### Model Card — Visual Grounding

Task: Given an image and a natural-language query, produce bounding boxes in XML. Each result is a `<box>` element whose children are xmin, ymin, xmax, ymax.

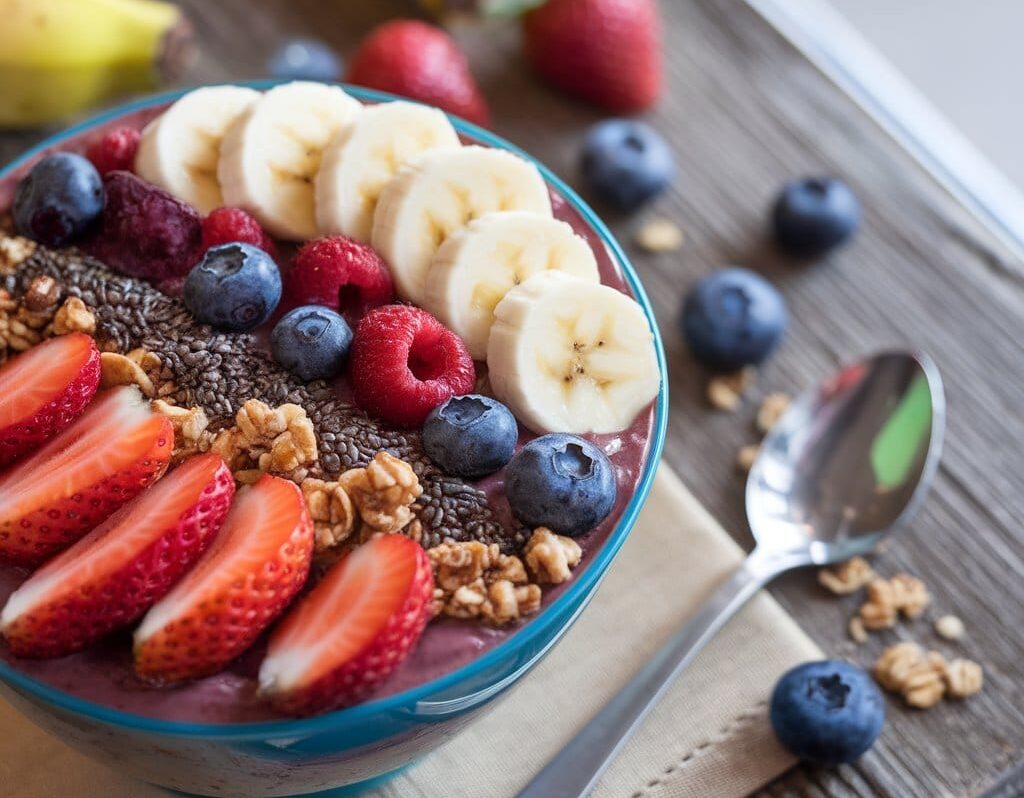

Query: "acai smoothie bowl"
<box><xmin>0</xmin><ymin>82</ymin><xmax>667</xmax><ymax>797</ymax></box>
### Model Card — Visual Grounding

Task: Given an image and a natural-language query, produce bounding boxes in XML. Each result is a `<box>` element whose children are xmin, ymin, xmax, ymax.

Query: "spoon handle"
<box><xmin>515</xmin><ymin>548</ymin><xmax>790</xmax><ymax>798</ymax></box>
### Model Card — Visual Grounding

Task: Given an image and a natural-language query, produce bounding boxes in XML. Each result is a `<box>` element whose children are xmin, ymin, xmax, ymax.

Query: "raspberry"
<box><xmin>83</xmin><ymin>171</ymin><xmax>202</xmax><ymax>282</ymax></box>
<box><xmin>85</xmin><ymin>127</ymin><xmax>141</xmax><ymax>176</ymax></box>
<box><xmin>279</xmin><ymin>236</ymin><xmax>394</xmax><ymax>323</ymax></box>
<box><xmin>201</xmin><ymin>207</ymin><xmax>277</xmax><ymax>259</ymax></box>
<box><xmin>350</xmin><ymin>305</ymin><xmax>475</xmax><ymax>427</ymax></box>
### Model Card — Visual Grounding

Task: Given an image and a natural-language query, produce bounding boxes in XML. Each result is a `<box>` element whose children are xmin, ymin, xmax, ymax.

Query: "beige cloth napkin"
<box><xmin>1</xmin><ymin>465</ymin><xmax>821</xmax><ymax>798</ymax></box>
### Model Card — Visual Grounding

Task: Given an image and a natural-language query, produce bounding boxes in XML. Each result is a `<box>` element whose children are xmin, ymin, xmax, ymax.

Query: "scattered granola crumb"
<box><xmin>634</xmin><ymin>217</ymin><xmax>684</xmax><ymax>253</ymax></box>
<box><xmin>848</xmin><ymin>616</ymin><xmax>868</xmax><ymax>644</ymax></box>
<box><xmin>935</xmin><ymin>614</ymin><xmax>965</xmax><ymax>641</ymax></box>
<box><xmin>944</xmin><ymin>658</ymin><xmax>983</xmax><ymax>699</ymax></box>
<box><xmin>736</xmin><ymin>444</ymin><xmax>759</xmax><ymax>473</ymax></box>
<box><xmin>52</xmin><ymin>296</ymin><xmax>96</xmax><ymax>336</ymax></box>
<box><xmin>523</xmin><ymin>527</ymin><xmax>582</xmax><ymax>585</ymax></box>
<box><xmin>819</xmin><ymin>556</ymin><xmax>876</xmax><ymax>595</ymax></box>
<box><xmin>707</xmin><ymin>368</ymin><xmax>754</xmax><ymax>411</ymax></box>
<box><xmin>874</xmin><ymin>642</ymin><xmax>946</xmax><ymax>708</ymax></box>
<box><xmin>859</xmin><ymin>573</ymin><xmax>930</xmax><ymax>629</ymax></box>
<box><xmin>756</xmin><ymin>392</ymin><xmax>791</xmax><ymax>433</ymax></box>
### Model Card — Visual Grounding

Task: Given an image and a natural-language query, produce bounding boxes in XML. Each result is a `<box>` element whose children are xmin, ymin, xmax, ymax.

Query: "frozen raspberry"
<box><xmin>350</xmin><ymin>304</ymin><xmax>475</xmax><ymax>427</ymax></box>
<box><xmin>83</xmin><ymin>171</ymin><xmax>202</xmax><ymax>282</ymax></box>
<box><xmin>279</xmin><ymin>236</ymin><xmax>394</xmax><ymax>324</ymax></box>
<box><xmin>201</xmin><ymin>207</ymin><xmax>277</xmax><ymax>259</ymax></box>
<box><xmin>85</xmin><ymin>127</ymin><xmax>141</xmax><ymax>176</ymax></box>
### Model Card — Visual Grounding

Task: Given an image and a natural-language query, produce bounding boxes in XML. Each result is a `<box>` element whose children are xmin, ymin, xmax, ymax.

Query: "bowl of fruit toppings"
<box><xmin>0</xmin><ymin>81</ymin><xmax>667</xmax><ymax>797</ymax></box>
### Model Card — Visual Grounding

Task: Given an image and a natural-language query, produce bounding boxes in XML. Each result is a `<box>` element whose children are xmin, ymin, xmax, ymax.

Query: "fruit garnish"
<box><xmin>134</xmin><ymin>474</ymin><xmax>314</xmax><ymax>683</ymax></box>
<box><xmin>134</xmin><ymin>86</ymin><xmax>260</xmax><ymax>215</ymax></box>
<box><xmin>201</xmin><ymin>207</ymin><xmax>277</xmax><ymax>259</ymax></box>
<box><xmin>0</xmin><ymin>386</ymin><xmax>173</xmax><ymax>564</ymax></box>
<box><xmin>0</xmin><ymin>453</ymin><xmax>233</xmax><ymax>658</ymax></box>
<box><xmin>183</xmin><ymin>242</ymin><xmax>282</xmax><ymax>332</ymax></box>
<box><xmin>12</xmin><ymin>153</ymin><xmax>104</xmax><ymax>247</ymax></box>
<box><xmin>316</xmin><ymin>101</ymin><xmax>459</xmax><ymax>244</ymax></box>
<box><xmin>422</xmin><ymin>210</ymin><xmax>599</xmax><ymax>360</ymax></box>
<box><xmin>278</xmin><ymin>236</ymin><xmax>395</xmax><ymax>323</ymax></box>
<box><xmin>268</xmin><ymin>38</ymin><xmax>343</xmax><ymax>83</ymax></box>
<box><xmin>681</xmin><ymin>267</ymin><xmax>787</xmax><ymax>371</ymax></box>
<box><xmin>259</xmin><ymin>533</ymin><xmax>433</xmax><ymax>715</ymax></box>
<box><xmin>523</xmin><ymin>0</ymin><xmax>662</xmax><ymax>112</ymax></box>
<box><xmin>85</xmin><ymin>126</ymin><xmax>141</xmax><ymax>177</ymax></box>
<box><xmin>772</xmin><ymin>177</ymin><xmax>861</xmax><ymax>258</ymax></box>
<box><xmin>372</xmin><ymin>146</ymin><xmax>552</xmax><ymax>305</ymax></box>
<box><xmin>422</xmin><ymin>394</ymin><xmax>518</xmax><ymax>478</ymax></box>
<box><xmin>271</xmin><ymin>306</ymin><xmax>353</xmax><ymax>382</ymax></box>
<box><xmin>504</xmin><ymin>433</ymin><xmax>616</xmax><ymax>537</ymax></box>
<box><xmin>770</xmin><ymin>660</ymin><xmax>885</xmax><ymax>765</ymax></box>
<box><xmin>83</xmin><ymin>170</ymin><xmax>202</xmax><ymax>282</ymax></box>
<box><xmin>581</xmin><ymin>119</ymin><xmax>675</xmax><ymax>211</ymax></box>
<box><xmin>486</xmin><ymin>271</ymin><xmax>660</xmax><ymax>434</ymax></box>
<box><xmin>350</xmin><ymin>304</ymin><xmax>476</xmax><ymax>428</ymax></box>
<box><xmin>0</xmin><ymin>333</ymin><xmax>101</xmax><ymax>468</ymax></box>
<box><xmin>219</xmin><ymin>82</ymin><xmax>362</xmax><ymax>241</ymax></box>
<box><xmin>346</xmin><ymin>20</ymin><xmax>490</xmax><ymax>127</ymax></box>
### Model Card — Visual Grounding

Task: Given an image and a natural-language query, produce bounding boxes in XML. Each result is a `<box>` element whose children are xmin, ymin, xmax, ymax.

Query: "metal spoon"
<box><xmin>516</xmin><ymin>350</ymin><xmax>944</xmax><ymax>798</ymax></box>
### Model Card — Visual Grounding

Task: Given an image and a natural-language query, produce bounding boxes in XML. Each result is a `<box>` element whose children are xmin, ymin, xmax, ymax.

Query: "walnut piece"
<box><xmin>634</xmin><ymin>218</ymin><xmax>684</xmax><ymax>253</ymax></box>
<box><xmin>873</xmin><ymin>642</ymin><xmax>946</xmax><ymax>708</ymax></box>
<box><xmin>859</xmin><ymin>573</ymin><xmax>930</xmax><ymax>629</ymax></box>
<box><xmin>301</xmin><ymin>477</ymin><xmax>358</xmax><ymax>551</ymax></box>
<box><xmin>151</xmin><ymin>400</ymin><xmax>211</xmax><ymax>463</ymax></box>
<box><xmin>211</xmin><ymin>400</ymin><xmax>318</xmax><ymax>481</ymax></box>
<box><xmin>934</xmin><ymin>614</ymin><xmax>965</xmax><ymax>641</ymax></box>
<box><xmin>818</xmin><ymin>556</ymin><xmax>876</xmax><ymax>595</ymax></box>
<box><xmin>340</xmin><ymin>452</ymin><xmax>422</xmax><ymax>533</ymax></box>
<box><xmin>52</xmin><ymin>296</ymin><xmax>96</xmax><ymax>336</ymax></box>
<box><xmin>523</xmin><ymin>527</ymin><xmax>581</xmax><ymax>585</ymax></box>
<box><xmin>100</xmin><ymin>352</ymin><xmax>156</xmax><ymax>398</ymax></box>
<box><xmin>707</xmin><ymin>369</ymin><xmax>754</xmax><ymax>411</ymax></box>
<box><xmin>756</xmin><ymin>392</ymin><xmax>791</xmax><ymax>433</ymax></box>
<box><xmin>944</xmin><ymin>658</ymin><xmax>983</xmax><ymax>699</ymax></box>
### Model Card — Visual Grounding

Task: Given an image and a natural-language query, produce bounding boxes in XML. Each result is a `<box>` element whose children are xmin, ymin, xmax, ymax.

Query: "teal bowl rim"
<box><xmin>0</xmin><ymin>81</ymin><xmax>669</xmax><ymax>739</ymax></box>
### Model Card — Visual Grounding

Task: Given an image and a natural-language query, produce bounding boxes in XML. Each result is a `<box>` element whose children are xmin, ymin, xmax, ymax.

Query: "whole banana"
<box><xmin>0</xmin><ymin>0</ymin><xmax>194</xmax><ymax>128</ymax></box>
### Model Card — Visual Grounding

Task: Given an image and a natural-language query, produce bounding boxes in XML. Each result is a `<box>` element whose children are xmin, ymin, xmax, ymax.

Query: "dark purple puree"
<box><xmin>0</xmin><ymin>106</ymin><xmax>656</xmax><ymax>723</ymax></box>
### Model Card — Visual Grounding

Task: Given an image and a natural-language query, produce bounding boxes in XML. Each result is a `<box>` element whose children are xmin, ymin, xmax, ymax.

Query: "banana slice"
<box><xmin>315</xmin><ymin>101</ymin><xmax>460</xmax><ymax>243</ymax></box>
<box><xmin>372</xmin><ymin>146</ymin><xmax>553</xmax><ymax>304</ymax></box>
<box><xmin>487</xmin><ymin>271</ymin><xmax>660</xmax><ymax>435</ymax></box>
<box><xmin>134</xmin><ymin>86</ymin><xmax>261</xmax><ymax>215</ymax></box>
<box><xmin>218</xmin><ymin>81</ymin><xmax>362</xmax><ymax>241</ymax></box>
<box><xmin>423</xmin><ymin>211</ymin><xmax>600</xmax><ymax>360</ymax></box>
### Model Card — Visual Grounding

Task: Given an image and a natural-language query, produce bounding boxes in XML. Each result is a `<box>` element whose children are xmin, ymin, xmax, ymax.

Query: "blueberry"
<box><xmin>772</xmin><ymin>177</ymin><xmax>861</xmax><ymax>258</ymax></box>
<box><xmin>681</xmin><ymin>267</ymin><xmax>786</xmax><ymax>370</ymax></box>
<box><xmin>580</xmin><ymin>120</ymin><xmax>674</xmax><ymax>211</ymax></box>
<box><xmin>770</xmin><ymin>660</ymin><xmax>885</xmax><ymax>766</ymax></box>
<box><xmin>272</xmin><ymin>305</ymin><xmax>353</xmax><ymax>381</ymax></box>
<box><xmin>13</xmin><ymin>153</ymin><xmax>104</xmax><ymax>247</ymax></box>
<box><xmin>423</xmin><ymin>395</ymin><xmax>518</xmax><ymax>478</ymax></box>
<box><xmin>268</xmin><ymin>38</ymin><xmax>343</xmax><ymax>82</ymax></box>
<box><xmin>505</xmin><ymin>434</ymin><xmax>616</xmax><ymax>537</ymax></box>
<box><xmin>184</xmin><ymin>243</ymin><xmax>281</xmax><ymax>332</ymax></box>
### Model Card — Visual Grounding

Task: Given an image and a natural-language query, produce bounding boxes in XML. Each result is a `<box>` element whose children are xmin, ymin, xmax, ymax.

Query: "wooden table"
<box><xmin>2</xmin><ymin>1</ymin><xmax>1021</xmax><ymax>796</ymax></box>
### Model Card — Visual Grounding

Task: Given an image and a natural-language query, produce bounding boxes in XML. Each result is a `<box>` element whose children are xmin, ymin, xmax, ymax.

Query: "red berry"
<box><xmin>350</xmin><ymin>304</ymin><xmax>475</xmax><ymax>427</ymax></box>
<box><xmin>280</xmin><ymin>236</ymin><xmax>395</xmax><ymax>323</ymax></box>
<box><xmin>85</xmin><ymin>126</ymin><xmax>141</xmax><ymax>176</ymax></box>
<box><xmin>201</xmin><ymin>207</ymin><xmax>277</xmax><ymax>259</ymax></box>
<box><xmin>523</xmin><ymin>0</ymin><xmax>662</xmax><ymax>112</ymax></box>
<box><xmin>347</xmin><ymin>20</ymin><xmax>490</xmax><ymax>127</ymax></box>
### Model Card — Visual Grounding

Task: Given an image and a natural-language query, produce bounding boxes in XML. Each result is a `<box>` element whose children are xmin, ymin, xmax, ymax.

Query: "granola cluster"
<box><xmin>0</xmin><ymin>276</ymin><xmax>94</xmax><ymax>357</ymax></box>
<box><xmin>151</xmin><ymin>400</ymin><xmax>211</xmax><ymax>463</ymax></box>
<box><xmin>210</xmin><ymin>399</ymin><xmax>319</xmax><ymax>484</ymax></box>
<box><xmin>100</xmin><ymin>348</ymin><xmax>165</xmax><ymax>399</ymax></box>
<box><xmin>874</xmin><ymin>642</ymin><xmax>983</xmax><ymax>708</ymax></box>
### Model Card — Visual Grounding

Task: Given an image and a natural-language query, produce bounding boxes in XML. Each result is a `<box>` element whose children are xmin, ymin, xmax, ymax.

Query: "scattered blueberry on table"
<box><xmin>580</xmin><ymin>119</ymin><xmax>674</xmax><ymax>211</ymax></box>
<box><xmin>267</xmin><ymin>38</ymin><xmax>343</xmax><ymax>82</ymax></box>
<box><xmin>13</xmin><ymin>153</ymin><xmax>103</xmax><ymax>247</ymax></box>
<box><xmin>271</xmin><ymin>305</ymin><xmax>353</xmax><ymax>382</ymax></box>
<box><xmin>423</xmin><ymin>394</ymin><xmax>518</xmax><ymax>479</ymax></box>
<box><xmin>772</xmin><ymin>177</ymin><xmax>861</xmax><ymax>258</ymax></box>
<box><xmin>505</xmin><ymin>433</ymin><xmax>616</xmax><ymax>537</ymax></box>
<box><xmin>184</xmin><ymin>242</ymin><xmax>282</xmax><ymax>332</ymax></box>
<box><xmin>770</xmin><ymin>660</ymin><xmax>885</xmax><ymax>766</ymax></box>
<box><xmin>681</xmin><ymin>267</ymin><xmax>787</xmax><ymax>370</ymax></box>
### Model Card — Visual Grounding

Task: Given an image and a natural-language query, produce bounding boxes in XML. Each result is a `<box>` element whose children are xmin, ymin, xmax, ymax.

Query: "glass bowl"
<box><xmin>0</xmin><ymin>83</ymin><xmax>668</xmax><ymax>798</ymax></box>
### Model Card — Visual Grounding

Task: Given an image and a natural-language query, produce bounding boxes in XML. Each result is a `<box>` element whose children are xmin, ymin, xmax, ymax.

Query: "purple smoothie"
<box><xmin>0</xmin><ymin>102</ymin><xmax>656</xmax><ymax>723</ymax></box>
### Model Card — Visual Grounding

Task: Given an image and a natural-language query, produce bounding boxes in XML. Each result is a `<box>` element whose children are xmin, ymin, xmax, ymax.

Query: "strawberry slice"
<box><xmin>258</xmin><ymin>534</ymin><xmax>433</xmax><ymax>716</ymax></box>
<box><xmin>0</xmin><ymin>332</ymin><xmax>101</xmax><ymax>467</ymax></box>
<box><xmin>0</xmin><ymin>386</ymin><xmax>173</xmax><ymax>564</ymax></box>
<box><xmin>1</xmin><ymin>454</ymin><xmax>234</xmax><ymax>658</ymax></box>
<box><xmin>134</xmin><ymin>474</ymin><xmax>314</xmax><ymax>683</ymax></box>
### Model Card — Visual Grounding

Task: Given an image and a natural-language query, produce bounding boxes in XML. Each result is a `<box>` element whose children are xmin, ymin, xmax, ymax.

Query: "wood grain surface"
<box><xmin>1</xmin><ymin>1</ymin><xmax>1021</xmax><ymax>796</ymax></box>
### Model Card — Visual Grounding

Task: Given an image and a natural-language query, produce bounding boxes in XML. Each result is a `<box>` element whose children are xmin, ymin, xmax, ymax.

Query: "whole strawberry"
<box><xmin>347</xmin><ymin>20</ymin><xmax>490</xmax><ymax>127</ymax></box>
<box><xmin>523</xmin><ymin>0</ymin><xmax>662</xmax><ymax>112</ymax></box>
